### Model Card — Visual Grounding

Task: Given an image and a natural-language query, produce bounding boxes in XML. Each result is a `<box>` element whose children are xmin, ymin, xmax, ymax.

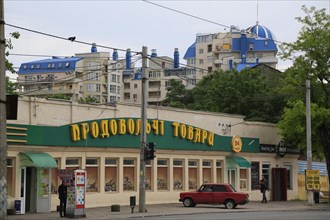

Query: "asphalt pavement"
<box><xmin>7</xmin><ymin>201</ymin><xmax>330</xmax><ymax>220</ymax></box>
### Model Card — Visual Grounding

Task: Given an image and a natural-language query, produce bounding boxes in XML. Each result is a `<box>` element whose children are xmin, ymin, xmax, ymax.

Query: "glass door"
<box><xmin>20</xmin><ymin>167</ymin><xmax>26</xmax><ymax>214</ymax></box>
<box><xmin>36</xmin><ymin>168</ymin><xmax>51</xmax><ymax>213</ymax></box>
<box><xmin>227</xmin><ymin>169</ymin><xmax>236</xmax><ymax>189</ymax></box>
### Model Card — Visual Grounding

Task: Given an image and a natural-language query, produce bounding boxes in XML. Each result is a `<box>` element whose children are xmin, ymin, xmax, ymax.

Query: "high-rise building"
<box><xmin>183</xmin><ymin>23</ymin><xmax>278</xmax><ymax>73</ymax></box>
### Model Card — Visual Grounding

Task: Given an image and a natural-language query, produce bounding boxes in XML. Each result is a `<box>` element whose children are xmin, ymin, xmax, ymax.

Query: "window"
<box><xmin>110</xmin><ymin>85</ymin><xmax>116</xmax><ymax>93</ymax></box>
<box><xmin>47</xmin><ymin>74</ymin><xmax>54</xmax><ymax>81</ymax></box>
<box><xmin>111</xmin><ymin>74</ymin><xmax>117</xmax><ymax>83</ymax></box>
<box><xmin>37</xmin><ymin>75</ymin><xmax>42</xmax><ymax>81</ymax></box>
<box><xmin>87</xmin><ymin>73</ymin><xmax>100</xmax><ymax>81</ymax></box>
<box><xmin>239</xmin><ymin>169</ymin><xmax>248</xmax><ymax>190</ymax></box>
<box><xmin>199</xmin><ymin>48</ymin><xmax>204</xmax><ymax>54</ymax></box>
<box><xmin>134</xmin><ymin>84</ymin><xmax>137</xmax><ymax>89</ymax></box>
<box><xmin>7</xmin><ymin>158</ymin><xmax>14</xmax><ymax>196</ymax></box>
<box><xmin>188</xmin><ymin>160</ymin><xmax>198</xmax><ymax>190</ymax></box>
<box><xmin>157</xmin><ymin>159</ymin><xmax>168</xmax><ymax>190</ymax></box>
<box><xmin>173</xmin><ymin>159</ymin><xmax>184</xmax><ymax>190</ymax></box>
<box><xmin>58</xmin><ymin>63</ymin><xmax>62</xmax><ymax>68</ymax></box>
<box><xmin>207</xmin><ymin>44</ymin><xmax>212</xmax><ymax>53</ymax></box>
<box><xmin>202</xmin><ymin>160</ymin><xmax>212</xmax><ymax>183</ymax></box>
<box><xmin>86</xmin><ymin>158</ymin><xmax>99</xmax><ymax>192</ymax></box>
<box><xmin>146</xmin><ymin>160</ymin><xmax>152</xmax><ymax>190</ymax></box>
<box><xmin>207</xmin><ymin>56</ymin><xmax>212</xmax><ymax>63</ymax></box>
<box><xmin>199</xmin><ymin>59</ymin><xmax>204</xmax><ymax>65</ymax></box>
<box><xmin>65</xmin><ymin>62</ymin><xmax>70</xmax><ymax>68</ymax></box>
<box><xmin>213</xmin><ymin>185</ymin><xmax>228</xmax><ymax>192</ymax></box>
<box><xmin>284</xmin><ymin>163</ymin><xmax>292</xmax><ymax>190</ymax></box>
<box><xmin>262</xmin><ymin>163</ymin><xmax>271</xmax><ymax>187</ymax></box>
<box><xmin>251</xmin><ymin>162</ymin><xmax>260</xmax><ymax>190</ymax></box>
<box><xmin>133</xmin><ymin>94</ymin><xmax>137</xmax><ymax>101</ymax></box>
<box><xmin>264</xmin><ymin>41</ymin><xmax>268</xmax><ymax>46</ymax></box>
<box><xmin>208</xmin><ymin>67</ymin><xmax>212</xmax><ymax>73</ymax></box>
<box><xmin>23</xmin><ymin>65</ymin><xmax>27</xmax><ymax>70</ymax></box>
<box><xmin>105</xmin><ymin>158</ymin><xmax>118</xmax><ymax>192</ymax></box>
<box><xmin>87</xmin><ymin>84</ymin><xmax>100</xmax><ymax>92</ymax></box>
<box><xmin>66</xmin><ymin>158</ymin><xmax>80</xmax><ymax>170</ymax></box>
<box><xmin>30</xmin><ymin>64</ymin><xmax>34</xmax><ymax>70</ymax></box>
<box><xmin>123</xmin><ymin>159</ymin><xmax>136</xmax><ymax>191</ymax></box>
<box><xmin>50</xmin><ymin>159</ymin><xmax>60</xmax><ymax>194</ymax></box>
<box><xmin>249</xmin><ymin>43</ymin><xmax>254</xmax><ymax>50</ymax></box>
<box><xmin>216</xmin><ymin>160</ymin><xmax>222</xmax><ymax>183</ymax></box>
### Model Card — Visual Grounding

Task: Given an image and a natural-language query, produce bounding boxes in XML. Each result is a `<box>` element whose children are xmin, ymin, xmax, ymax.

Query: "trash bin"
<box><xmin>314</xmin><ymin>191</ymin><xmax>320</xmax><ymax>204</ymax></box>
<box><xmin>14</xmin><ymin>200</ymin><xmax>21</xmax><ymax>214</ymax></box>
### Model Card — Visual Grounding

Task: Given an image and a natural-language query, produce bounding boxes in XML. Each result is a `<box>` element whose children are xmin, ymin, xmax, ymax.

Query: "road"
<box><xmin>144</xmin><ymin>210</ymin><xmax>330</xmax><ymax>220</ymax></box>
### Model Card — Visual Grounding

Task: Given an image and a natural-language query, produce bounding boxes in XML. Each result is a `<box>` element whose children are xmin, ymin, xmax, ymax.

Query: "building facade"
<box><xmin>17</xmin><ymin>44</ymin><xmax>123</xmax><ymax>104</ymax></box>
<box><xmin>6</xmin><ymin>97</ymin><xmax>300</xmax><ymax>213</ymax></box>
<box><xmin>183</xmin><ymin>23</ymin><xmax>278</xmax><ymax>73</ymax></box>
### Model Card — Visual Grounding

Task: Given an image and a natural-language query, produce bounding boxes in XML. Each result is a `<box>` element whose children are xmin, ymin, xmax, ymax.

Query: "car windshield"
<box><xmin>229</xmin><ymin>184</ymin><xmax>237</xmax><ymax>192</ymax></box>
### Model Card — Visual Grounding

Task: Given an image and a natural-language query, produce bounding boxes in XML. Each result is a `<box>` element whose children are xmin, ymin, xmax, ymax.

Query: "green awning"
<box><xmin>20</xmin><ymin>152</ymin><xmax>58</xmax><ymax>168</ymax></box>
<box><xmin>226</xmin><ymin>157</ymin><xmax>251</xmax><ymax>168</ymax></box>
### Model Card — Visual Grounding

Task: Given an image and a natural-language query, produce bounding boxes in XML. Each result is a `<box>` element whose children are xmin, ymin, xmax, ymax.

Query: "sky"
<box><xmin>4</xmin><ymin>0</ymin><xmax>330</xmax><ymax>80</ymax></box>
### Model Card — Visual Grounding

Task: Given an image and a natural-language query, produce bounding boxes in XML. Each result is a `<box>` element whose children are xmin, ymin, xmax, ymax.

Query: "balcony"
<box><xmin>18</xmin><ymin>89</ymin><xmax>75</xmax><ymax>96</ymax></box>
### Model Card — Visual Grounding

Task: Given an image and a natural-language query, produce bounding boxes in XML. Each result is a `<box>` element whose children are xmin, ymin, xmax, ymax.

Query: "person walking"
<box><xmin>58</xmin><ymin>181</ymin><xmax>67</xmax><ymax>217</ymax></box>
<box><xmin>259</xmin><ymin>175</ymin><xmax>268</xmax><ymax>203</ymax></box>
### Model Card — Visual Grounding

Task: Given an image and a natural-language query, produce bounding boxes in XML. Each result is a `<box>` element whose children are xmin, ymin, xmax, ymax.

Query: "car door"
<box><xmin>194</xmin><ymin>185</ymin><xmax>213</xmax><ymax>204</ymax></box>
<box><xmin>212</xmin><ymin>185</ymin><xmax>228</xmax><ymax>204</ymax></box>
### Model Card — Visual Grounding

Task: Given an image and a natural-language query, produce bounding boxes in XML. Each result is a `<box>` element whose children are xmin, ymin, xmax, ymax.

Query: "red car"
<box><xmin>179</xmin><ymin>183</ymin><xmax>249</xmax><ymax>209</ymax></box>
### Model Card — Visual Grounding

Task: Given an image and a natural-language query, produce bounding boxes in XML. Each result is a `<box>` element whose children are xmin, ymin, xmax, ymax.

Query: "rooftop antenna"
<box><xmin>256</xmin><ymin>0</ymin><xmax>259</xmax><ymax>37</ymax></box>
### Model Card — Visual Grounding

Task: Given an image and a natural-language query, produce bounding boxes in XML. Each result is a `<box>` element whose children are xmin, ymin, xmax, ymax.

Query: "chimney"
<box><xmin>112</xmin><ymin>49</ymin><xmax>118</xmax><ymax>61</ymax></box>
<box><xmin>91</xmin><ymin>43</ymin><xmax>97</xmax><ymax>53</ymax></box>
<box><xmin>174</xmin><ymin>48</ymin><xmax>179</xmax><ymax>68</ymax></box>
<box><xmin>126</xmin><ymin>48</ymin><xmax>131</xmax><ymax>70</ymax></box>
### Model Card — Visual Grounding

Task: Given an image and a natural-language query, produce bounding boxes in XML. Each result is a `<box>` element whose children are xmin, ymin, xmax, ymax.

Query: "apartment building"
<box><xmin>183</xmin><ymin>23</ymin><xmax>278</xmax><ymax>73</ymax></box>
<box><xmin>17</xmin><ymin>44</ymin><xmax>123</xmax><ymax>103</ymax></box>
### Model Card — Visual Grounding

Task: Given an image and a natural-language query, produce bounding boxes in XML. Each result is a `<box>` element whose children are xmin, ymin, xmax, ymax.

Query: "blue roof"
<box><xmin>232</xmin><ymin>37</ymin><xmax>277</xmax><ymax>52</ymax></box>
<box><xmin>247</xmin><ymin>24</ymin><xmax>276</xmax><ymax>40</ymax></box>
<box><xmin>18</xmin><ymin>57</ymin><xmax>82</xmax><ymax>74</ymax></box>
<box><xmin>183</xmin><ymin>43</ymin><xmax>196</xmax><ymax>59</ymax></box>
<box><xmin>235</xmin><ymin>63</ymin><xmax>258</xmax><ymax>72</ymax></box>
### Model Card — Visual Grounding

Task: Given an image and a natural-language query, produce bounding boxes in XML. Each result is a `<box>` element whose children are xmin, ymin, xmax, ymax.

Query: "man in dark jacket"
<box><xmin>58</xmin><ymin>181</ymin><xmax>67</xmax><ymax>217</ymax></box>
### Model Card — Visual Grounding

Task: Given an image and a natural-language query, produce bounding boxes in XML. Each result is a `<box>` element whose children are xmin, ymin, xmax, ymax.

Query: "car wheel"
<box><xmin>183</xmin><ymin>198</ymin><xmax>194</xmax><ymax>207</ymax></box>
<box><xmin>225</xmin><ymin>199</ymin><xmax>235</xmax><ymax>209</ymax></box>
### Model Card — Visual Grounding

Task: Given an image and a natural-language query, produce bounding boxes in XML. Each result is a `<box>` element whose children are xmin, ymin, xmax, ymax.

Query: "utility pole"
<box><xmin>306</xmin><ymin>80</ymin><xmax>313</xmax><ymax>205</ymax></box>
<box><xmin>139</xmin><ymin>46</ymin><xmax>148</xmax><ymax>213</ymax></box>
<box><xmin>0</xmin><ymin>0</ymin><xmax>8</xmax><ymax>218</ymax></box>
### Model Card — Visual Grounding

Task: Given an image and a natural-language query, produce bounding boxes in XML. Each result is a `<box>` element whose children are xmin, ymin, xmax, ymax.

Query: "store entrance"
<box><xmin>272</xmin><ymin>168</ymin><xmax>287</xmax><ymax>201</ymax></box>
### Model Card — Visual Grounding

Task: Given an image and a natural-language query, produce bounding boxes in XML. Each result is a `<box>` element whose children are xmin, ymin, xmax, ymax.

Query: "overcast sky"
<box><xmin>4</xmin><ymin>0</ymin><xmax>329</xmax><ymax>79</ymax></box>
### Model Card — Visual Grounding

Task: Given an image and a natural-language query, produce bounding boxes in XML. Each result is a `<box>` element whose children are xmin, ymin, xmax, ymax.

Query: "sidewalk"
<box><xmin>7</xmin><ymin>201</ymin><xmax>330</xmax><ymax>220</ymax></box>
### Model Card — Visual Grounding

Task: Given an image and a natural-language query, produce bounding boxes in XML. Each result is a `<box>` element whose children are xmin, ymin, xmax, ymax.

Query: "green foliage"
<box><xmin>5</xmin><ymin>32</ymin><xmax>20</xmax><ymax>74</ymax></box>
<box><xmin>6</xmin><ymin>76</ymin><xmax>18</xmax><ymax>94</ymax></box>
<box><xmin>46</xmin><ymin>94</ymin><xmax>71</xmax><ymax>100</ymax></box>
<box><xmin>278</xmin><ymin>5</ymin><xmax>330</xmax><ymax>182</ymax></box>
<box><xmin>161</xmin><ymin>79</ymin><xmax>193</xmax><ymax>108</ymax></box>
<box><xmin>79</xmin><ymin>96</ymin><xmax>100</xmax><ymax>104</ymax></box>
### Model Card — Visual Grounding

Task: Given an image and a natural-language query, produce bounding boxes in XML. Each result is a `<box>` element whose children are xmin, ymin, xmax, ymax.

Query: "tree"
<box><xmin>278</xmin><ymin>5</ymin><xmax>330</xmax><ymax>183</ymax></box>
<box><xmin>5</xmin><ymin>32</ymin><xmax>20</xmax><ymax>93</ymax></box>
<box><xmin>191</xmin><ymin>67</ymin><xmax>286</xmax><ymax>123</ymax></box>
<box><xmin>161</xmin><ymin>79</ymin><xmax>193</xmax><ymax>108</ymax></box>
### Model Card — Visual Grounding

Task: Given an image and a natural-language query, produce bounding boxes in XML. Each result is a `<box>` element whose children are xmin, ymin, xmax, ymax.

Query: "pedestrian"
<box><xmin>259</xmin><ymin>175</ymin><xmax>268</xmax><ymax>203</ymax></box>
<box><xmin>58</xmin><ymin>181</ymin><xmax>67</xmax><ymax>217</ymax></box>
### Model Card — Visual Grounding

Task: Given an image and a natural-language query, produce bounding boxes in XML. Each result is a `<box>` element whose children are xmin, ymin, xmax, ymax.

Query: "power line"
<box><xmin>4</xmin><ymin>22</ymin><xmax>141</xmax><ymax>54</ymax></box>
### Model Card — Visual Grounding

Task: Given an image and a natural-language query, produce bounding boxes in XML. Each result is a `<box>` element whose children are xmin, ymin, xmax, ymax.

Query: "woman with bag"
<box><xmin>259</xmin><ymin>175</ymin><xmax>268</xmax><ymax>203</ymax></box>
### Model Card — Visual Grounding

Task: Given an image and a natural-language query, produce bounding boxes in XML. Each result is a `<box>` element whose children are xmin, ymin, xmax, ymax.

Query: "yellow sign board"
<box><xmin>305</xmin><ymin>170</ymin><xmax>320</xmax><ymax>191</ymax></box>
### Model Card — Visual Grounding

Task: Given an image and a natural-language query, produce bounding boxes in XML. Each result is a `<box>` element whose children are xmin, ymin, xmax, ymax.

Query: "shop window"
<box><xmin>38</xmin><ymin>168</ymin><xmax>50</xmax><ymax>196</ymax></box>
<box><xmin>157</xmin><ymin>159</ymin><xmax>168</xmax><ymax>190</ymax></box>
<box><xmin>283</xmin><ymin>163</ymin><xmax>292</xmax><ymax>190</ymax></box>
<box><xmin>50</xmin><ymin>159</ymin><xmax>60</xmax><ymax>194</ymax></box>
<box><xmin>228</xmin><ymin>169</ymin><xmax>236</xmax><ymax>189</ymax></box>
<box><xmin>202</xmin><ymin>160</ymin><xmax>212</xmax><ymax>183</ymax></box>
<box><xmin>251</xmin><ymin>162</ymin><xmax>260</xmax><ymax>190</ymax></box>
<box><xmin>146</xmin><ymin>160</ymin><xmax>152</xmax><ymax>190</ymax></box>
<box><xmin>262</xmin><ymin>163</ymin><xmax>271</xmax><ymax>187</ymax></box>
<box><xmin>105</xmin><ymin>158</ymin><xmax>118</xmax><ymax>192</ymax></box>
<box><xmin>86</xmin><ymin>158</ymin><xmax>99</xmax><ymax>193</ymax></box>
<box><xmin>66</xmin><ymin>158</ymin><xmax>80</xmax><ymax>169</ymax></box>
<box><xmin>239</xmin><ymin>169</ymin><xmax>248</xmax><ymax>190</ymax></box>
<box><xmin>123</xmin><ymin>159</ymin><xmax>136</xmax><ymax>191</ymax></box>
<box><xmin>188</xmin><ymin>160</ymin><xmax>198</xmax><ymax>190</ymax></box>
<box><xmin>173</xmin><ymin>159</ymin><xmax>184</xmax><ymax>190</ymax></box>
<box><xmin>7</xmin><ymin>158</ymin><xmax>14</xmax><ymax>197</ymax></box>
<box><xmin>216</xmin><ymin>160</ymin><xmax>222</xmax><ymax>183</ymax></box>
